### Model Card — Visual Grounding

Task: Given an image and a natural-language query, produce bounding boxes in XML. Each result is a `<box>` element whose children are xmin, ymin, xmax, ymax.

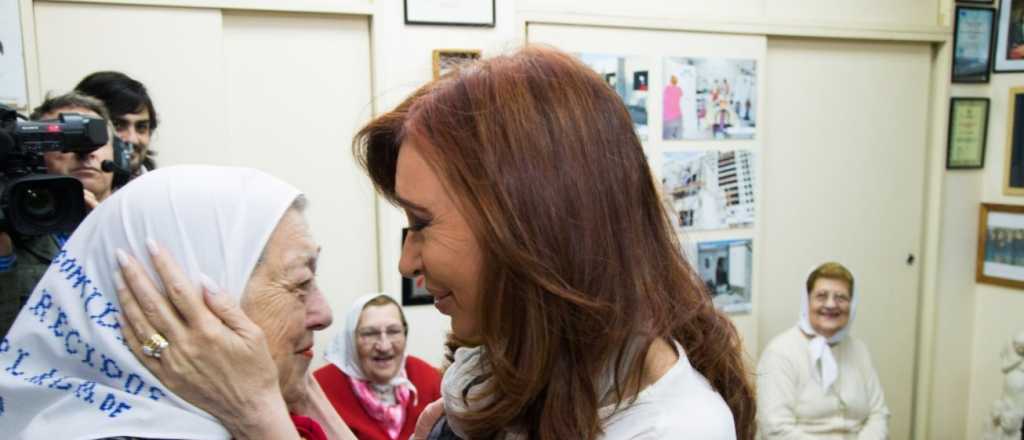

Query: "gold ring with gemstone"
<box><xmin>142</xmin><ymin>333</ymin><xmax>169</xmax><ymax>358</ymax></box>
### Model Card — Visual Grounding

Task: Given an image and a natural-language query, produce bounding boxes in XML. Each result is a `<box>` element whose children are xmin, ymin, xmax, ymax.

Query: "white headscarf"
<box><xmin>797</xmin><ymin>265</ymin><xmax>858</xmax><ymax>392</ymax></box>
<box><xmin>324</xmin><ymin>293</ymin><xmax>417</xmax><ymax>393</ymax></box>
<box><xmin>0</xmin><ymin>165</ymin><xmax>301</xmax><ymax>439</ymax></box>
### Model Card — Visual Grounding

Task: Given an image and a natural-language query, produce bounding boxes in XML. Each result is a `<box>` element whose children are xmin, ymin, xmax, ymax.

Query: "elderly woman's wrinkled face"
<box><xmin>807</xmin><ymin>278</ymin><xmax>851</xmax><ymax>338</ymax></box>
<box><xmin>356</xmin><ymin>304</ymin><xmax>407</xmax><ymax>384</ymax></box>
<box><xmin>395</xmin><ymin>138</ymin><xmax>484</xmax><ymax>340</ymax></box>
<box><xmin>241</xmin><ymin>209</ymin><xmax>333</xmax><ymax>405</ymax></box>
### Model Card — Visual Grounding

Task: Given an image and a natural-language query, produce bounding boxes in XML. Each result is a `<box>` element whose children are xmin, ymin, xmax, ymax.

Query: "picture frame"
<box><xmin>976</xmin><ymin>203</ymin><xmax>1024</xmax><ymax>289</ymax></box>
<box><xmin>1005</xmin><ymin>87</ymin><xmax>1024</xmax><ymax>194</ymax></box>
<box><xmin>953</xmin><ymin>6</ymin><xmax>995</xmax><ymax>83</ymax></box>
<box><xmin>432</xmin><ymin>49</ymin><xmax>481</xmax><ymax>79</ymax></box>
<box><xmin>995</xmin><ymin>0</ymin><xmax>1024</xmax><ymax>72</ymax></box>
<box><xmin>960</xmin><ymin>0</ymin><xmax>995</xmax><ymax>4</ymax></box>
<box><xmin>404</xmin><ymin>0</ymin><xmax>496</xmax><ymax>27</ymax></box>
<box><xmin>400</xmin><ymin>228</ymin><xmax>434</xmax><ymax>306</ymax></box>
<box><xmin>947</xmin><ymin>97</ymin><xmax>990</xmax><ymax>169</ymax></box>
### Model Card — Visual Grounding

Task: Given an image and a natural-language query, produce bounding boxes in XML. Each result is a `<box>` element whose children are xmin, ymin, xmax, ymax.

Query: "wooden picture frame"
<box><xmin>977</xmin><ymin>203</ymin><xmax>1024</xmax><ymax>289</ymax></box>
<box><xmin>404</xmin><ymin>0</ymin><xmax>496</xmax><ymax>27</ymax></box>
<box><xmin>1005</xmin><ymin>87</ymin><xmax>1024</xmax><ymax>194</ymax></box>
<box><xmin>432</xmin><ymin>49</ymin><xmax>481</xmax><ymax>79</ymax></box>
<box><xmin>953</xmin><ymin>6</ymin><xmax>995</xmax><ymax>83</ymax></box>
<box><xmin>947</xmin><ymin>97</ymin><xmax>990</xmax><ymax>169</ymax></box>
<box><xmin>400</xmin><ymin>228</ymin><xmax>434</xmax><ymax>306</ymax></box>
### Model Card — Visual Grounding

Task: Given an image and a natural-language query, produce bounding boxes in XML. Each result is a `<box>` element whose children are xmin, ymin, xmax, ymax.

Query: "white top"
<box><xmin>599</xmin><ymin>342</ymin><xmax>736</xmax><ymax>439</ymax></box>
<box><xmin>757</xmin><ymin>326</ymin><xmax>889</xmax><ymax>440</ymax></box>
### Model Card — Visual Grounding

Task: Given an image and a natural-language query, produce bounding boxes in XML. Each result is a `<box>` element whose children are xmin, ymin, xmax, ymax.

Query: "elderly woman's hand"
<box><xmin>114</xmin><ymin>240</ymin><xmax>298</xmax><ymax>439</ymax></box>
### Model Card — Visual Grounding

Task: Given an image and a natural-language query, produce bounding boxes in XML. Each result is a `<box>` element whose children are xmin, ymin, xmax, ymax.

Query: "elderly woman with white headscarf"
<box><xmin>314</xmin><ymin>294</ymin><xmax>441</xmax><ymax>440</ymax></box>
<box><xmin>0</xmin><ymin>165</ymin><xmax>354</xmax><ymax>439</ymax></box>
<box><xmin>756</xmin><ymin>262</ymin><xmax>889</xmax><ymax>439</ymax></box>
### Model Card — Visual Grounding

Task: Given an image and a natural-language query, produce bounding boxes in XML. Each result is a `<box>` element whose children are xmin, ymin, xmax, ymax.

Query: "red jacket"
<box><xmin>314</xmin><ymin>356</ymin><xmax>442</xmax><ymax>440</ymax></box>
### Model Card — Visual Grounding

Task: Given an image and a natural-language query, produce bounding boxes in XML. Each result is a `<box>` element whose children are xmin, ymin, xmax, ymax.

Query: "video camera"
<box><xmin>0</xmin><ymin>103</ymin><xmax>129</xmax><ymax>236</ymax></box>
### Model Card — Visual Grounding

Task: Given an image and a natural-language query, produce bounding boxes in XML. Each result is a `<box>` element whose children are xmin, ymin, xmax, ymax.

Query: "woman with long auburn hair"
<box><xmin>356</xmin><ymin>46</ymin><xmax>755</xmax><ymax>439</ymax></box>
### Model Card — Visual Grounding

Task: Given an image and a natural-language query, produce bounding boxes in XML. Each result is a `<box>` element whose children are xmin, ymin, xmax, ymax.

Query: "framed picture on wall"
<box><xmin>400</xmin><ymin>228</ymin><xmax>434</xmax><ymax>306</ymax></box>
<box><xmin>0</xmin><ymin>0</ymin><xmax>29</xmax><ymax>108</ymax></box>
<box><xmin>1005</xmin><ymin>87</ymin><xmax>1024</xmax><ymax>194</ymax></box>
<box><xmin>947</xmin><ymin>97</ymin><xmax>989</xmax><ymax>169</ymax></box>
<box><xmin>953</xmin><ymin>6</ymin><xmax>995</xmax><ymax>82</ymax></box>
<box><xmin>432</xmin><ymin>49</ymin><xmax>481</xmax><ymax>79</ymax></box>
<box><xmin>405</xmin><ymin>0</ymin><xmax>495</xmax><ymax>27</ymax></box>
<box><xmin>995</xmin><ymin>0</ymin><xmax>1024</xmax><ymax>72</ymax></box>
<box><xmin>977</xmin><ymin>203</ymin><xmax>1024</xmax><ymax>289</ymax></box>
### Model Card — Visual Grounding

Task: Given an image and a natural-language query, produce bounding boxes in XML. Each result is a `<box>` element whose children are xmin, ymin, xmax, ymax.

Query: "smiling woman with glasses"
<box><xmin>315</xmin><ymin>294</ymin><xmax>442</xmax><ymax>440</ymax></box>
<box><xmin>756</xmin><ymin>262</ymin><xmax>890</xmax><ymax>439</ymax></box>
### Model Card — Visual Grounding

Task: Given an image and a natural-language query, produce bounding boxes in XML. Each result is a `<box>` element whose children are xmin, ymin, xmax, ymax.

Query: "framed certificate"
<box><xmin>953</xmin><ymin>7</ymin><xmax>995</xmax><ymax>83</ymax></box>
<box><xmin>947</xmin><ymin>97</ymin><xmax>990</xmax><ymax>169</ymax></box>
<box><xmin>404</xmin><ymin>0</ymin><xmax>496</xmax><ymax>27</ymax></box>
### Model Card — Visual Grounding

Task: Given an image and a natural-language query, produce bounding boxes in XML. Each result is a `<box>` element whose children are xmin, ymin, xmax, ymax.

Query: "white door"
<box><xmin>761</xmin><ymin>37</ymin><xmax>931</xmax><ymax>440</ymax></box>
<box><xmin>33</xmin><ymin>2</ymin><xmax>378</xmax><ymax>364</ymax></box>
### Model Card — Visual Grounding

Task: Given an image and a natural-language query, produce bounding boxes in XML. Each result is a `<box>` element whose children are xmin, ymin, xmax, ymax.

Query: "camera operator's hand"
<box><xmin>0</xmin><ymin>232</ymin><xmax>11</xmax><ymax>257</ymax></box>
<box><xmin>83</xmin><ymin>189</ymin><xmax>99</xmax><ymax>211</ymax></box>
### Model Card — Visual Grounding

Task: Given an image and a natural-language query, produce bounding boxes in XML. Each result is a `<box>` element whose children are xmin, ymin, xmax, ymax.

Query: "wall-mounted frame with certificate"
<box><xmin>1006</xmin><ymin>87</ymin><xmax>1024</xmax><ymax>194</ymax></box>
<box><xmin>947</xmin><ymin>97</ymin><xmax>989</xmax><ymax>169</ymax></box>
<box><xmin>404</xmin><ymin>0</ymin><xmax>495</xmax><ymax>27</ymax></box>
<box><xmin>432</xmin><ymin>49</ymin><xmax>481</xmax><ymax>79</ymax></box>
<box><xmin>953</xmin><ymin>6</ymin><xmax>995</xmax><ymax>82</ymax></box>
<box><xmin>977</xmin><ymin>203</ymin><xmax>1024</xmax><ymax>289</ymax></box>
<box><xmin>995</xmin><ymin>0</ymin><xmax>1024</xmax><ymax>72</ymax></box>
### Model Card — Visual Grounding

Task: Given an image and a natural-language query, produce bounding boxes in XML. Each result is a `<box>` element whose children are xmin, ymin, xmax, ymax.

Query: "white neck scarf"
<box><xmin>796</xmin><ymin>268</ymin><xmax>858</xmax><ymax>392</ymax></box>
<box><xmin>323</xmin><ymin>294</ymin><xmax>417</xmax><ymax>394</ymax></box>
<box><xmin>0</xmin><ymin>165</ymin><xmax>300</xmax><ymax>439</ymax></box>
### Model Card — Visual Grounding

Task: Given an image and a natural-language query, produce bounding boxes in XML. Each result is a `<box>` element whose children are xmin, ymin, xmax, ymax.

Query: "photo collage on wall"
<box><xmin>579</xmin><ymin>51</ymin><xmax>760</xmax><ymax>315</ymax></box>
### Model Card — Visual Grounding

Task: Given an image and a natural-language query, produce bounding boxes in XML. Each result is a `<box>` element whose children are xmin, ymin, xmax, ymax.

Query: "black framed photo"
<box><xmin>400</xmin><ymin>228</ymin><xmax>434</xmax><ymax>306</ymax></box>
<box><xmin>947</xmin><ymin>97</ymin><xmax>990</xmax><ymax>169</ymax></box>
<box><xmin>960</xmin><ymin>0</ymin><xmax>995</xmax><ymax>3</ymax></box>
<box><xmin>995</xmin><ymin>0</ymin><xmax>1024</xmax><ymax>72</ymax></box>
<box><xmin>953</xmin><ymin>6</ymin><xmax>995</xmax><ymax>82</ymax></box>
<box><xmin>404</xmin><ymin>0</ymin><xmax>496</xmax><ymax>27</ymax></box>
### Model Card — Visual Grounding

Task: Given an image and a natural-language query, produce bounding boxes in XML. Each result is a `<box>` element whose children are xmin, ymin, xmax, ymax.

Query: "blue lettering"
<box><xmin>82</xmin><ymin>291</ymin><xmax>102</xmax><ymax>312</ymax></box>
<box><xmin>80</xmin><ymin>283</ymin><xmax>99</xmax><ymax>301</ymax></box>
<box><xmin>27</xmin><ymin>368</ymin><xmax>58</xmax><ymax>386</ymax></box>
<box><xmin>109</xmin><ymin>402</ymin><xmax>131</xmax><ymax>418</ymax></box>
<box><xmin>90</xmin><ymin>302</ymin><xmax>120</xmax><ymax>330</ymax></box>
<box><xmin>47</xmin><ymin>308</ymin><xmax>69</xmax><ymax>337</ymax></box>
<box><xmin>81</xmin><ymin>343</ymin><xmax>96</xmax><ymax>368</ymax></box>
<box><xmin>29</xmin><ymin>292</ymin><xmax>53</xmax><ymax>323</ymax></box>
<box><xmin>51</xmin><ymin>249</ymin><xmax>67</xmax><ymax>265</ymax></box>
<box><xmin>58</xmin><ymin>258</ymin><xmax>77</xmax><ymax>274</ymax></box>
<box><xmin>74</xmin><ymin>381</ymin><xmax>96</xmax><ymax>403</ymax></box>
<box><xmin>70</xmin><ymin>268</ymin><xmax>90</xmax><ymax>290</ymax></box>
<box><xmin>49</xmin><ymin>374</ymin><xmax>73</xmax><ymax>391</ymax></box>
<box><xmin>64</xmin><ymin>264</ymin><xmax>85</xmax><ymax>283</ymax></box>
<box><xmin>124</xmin><ymin>373</ymin><xmax>144</xmax><ymax>395</ymax></box>
<box><xmin>148</xmin><ymin>387</ymin><xmax>165</xmax><ymax>402</ymax></box>
<box><xmin>64</xmin><ymin>330</ymin><xmax>81</xmax><ymax>355</ymax></box>
<box><xmin>0</xmin><ymin>338</ymin><xmax>8</xmax><ymax>353</ymax></box>
<box><xmin>100</xmin><ymin>355</ymin><xmax>122</xmax><ymax>379</ymax></box>
<box><xmin>4</xmin><ymin>349</ymin><xmax>29</xmax><ymax>377</ymax></box>
<box><xmin>99</xmin><ymin>394</ymin><xmax>133</xmax><ymax>417</ymax></box>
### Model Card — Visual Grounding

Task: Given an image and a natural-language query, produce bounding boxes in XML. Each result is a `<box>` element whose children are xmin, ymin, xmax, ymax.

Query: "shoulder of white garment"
<box><xmin>599</xmin><ymin>345</ymin><xmax>736</xmax><ymax>440</ymax></box>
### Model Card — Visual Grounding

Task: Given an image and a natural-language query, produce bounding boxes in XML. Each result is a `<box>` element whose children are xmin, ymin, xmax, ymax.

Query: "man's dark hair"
<box><xmin>74</xmin><ymin>71</ymin><xmax>158</xmax><ymax>130</ymax></box>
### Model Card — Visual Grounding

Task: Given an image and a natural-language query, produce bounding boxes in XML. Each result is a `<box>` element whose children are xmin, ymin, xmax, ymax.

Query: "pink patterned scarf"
<box><xmin>349</xmin><ymin>376</ymin><xmax>414</xmax><ymax>439</ymax></box>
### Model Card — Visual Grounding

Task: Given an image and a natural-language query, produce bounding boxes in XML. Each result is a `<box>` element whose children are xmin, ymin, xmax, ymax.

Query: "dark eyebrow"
<box><xmin>394</xmin><ymin>195</ymin><xmax>432</xmax><ymax>215</ymax></box>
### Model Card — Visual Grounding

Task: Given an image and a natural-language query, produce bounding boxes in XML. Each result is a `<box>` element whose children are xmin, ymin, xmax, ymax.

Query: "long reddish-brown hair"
<box><xmin>355</xmin><ymin>46</ymin><xmax>755</xmax><ymax>439</ymax></box>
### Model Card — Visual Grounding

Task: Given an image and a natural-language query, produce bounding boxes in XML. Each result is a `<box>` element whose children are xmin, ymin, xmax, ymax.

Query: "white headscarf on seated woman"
<box><xmin>0</xmin><ymin>165</ymin><xmax>300</xmax><ymax>439</ymax></box>
<box><xmin>324</xmin><ymin>294</ymin><xmax>417</xmax><ymax>394</ymax></box>
<box><xmin>796</xmin><ymin>263</ymin><xmax>859</xmax><ymax>391</ymax></box>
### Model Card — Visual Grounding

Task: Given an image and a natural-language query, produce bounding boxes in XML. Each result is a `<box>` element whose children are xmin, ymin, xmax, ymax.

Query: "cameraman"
<box><xmin>75</xmin><ymin>71</ymin><xmax>159</xmax><ymax>175</ymax></box>
<box><xmin>0</xmin><ymin>92</ymin><xmax>116</xmax><ymax>337</ymax></box>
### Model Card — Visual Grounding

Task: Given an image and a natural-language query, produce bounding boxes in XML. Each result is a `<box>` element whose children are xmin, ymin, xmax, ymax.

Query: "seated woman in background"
<box><xmin>0</xmin><ymin>165</ymin><xmax>354</xmax><ymax>439</ymax></box>
<box><xmin>315</xmin><ymin>294</ymin><xmax>442</xmax><ymax>440</ymax></box>
<box><xmin>757</xmin><ymin>262</ymin><xmax>889</xmax><ymax>439</ymax></box>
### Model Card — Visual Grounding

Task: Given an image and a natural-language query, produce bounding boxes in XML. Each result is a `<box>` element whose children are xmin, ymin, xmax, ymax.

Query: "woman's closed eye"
<box><xmin>408</xmin><ymin>213</ymin><xmax>432</xmax><ymax>231</ymax></box>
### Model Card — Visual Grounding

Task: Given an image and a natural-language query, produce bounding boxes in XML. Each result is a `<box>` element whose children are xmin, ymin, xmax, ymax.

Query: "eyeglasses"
<box><xmin>356</xmin><ymin>325</ymin><xmax>406</xmax><ymax>344</ymax></box>
<box><xmin>810</xmin><ymin>290</ymin><xmax>851</xmax><ymax>306</ymax></box>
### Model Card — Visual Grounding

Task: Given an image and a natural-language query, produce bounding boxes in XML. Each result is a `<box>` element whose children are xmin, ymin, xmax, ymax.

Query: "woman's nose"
<box><xmin>305</xmin><ymin>289</ymin><xmax>333</xmax><ymax>331</ymax></box>
<box><xmin>398</xmin><ymin>231</ymin><xmax>423</xmax><ymax>279</ymax></box>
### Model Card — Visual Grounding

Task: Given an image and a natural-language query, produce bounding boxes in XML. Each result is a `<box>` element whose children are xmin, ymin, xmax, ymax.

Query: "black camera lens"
<box><xmin>20</xmin><ymin>187</ymin><xmax>59</xmax><ymax>224</ymax></box>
